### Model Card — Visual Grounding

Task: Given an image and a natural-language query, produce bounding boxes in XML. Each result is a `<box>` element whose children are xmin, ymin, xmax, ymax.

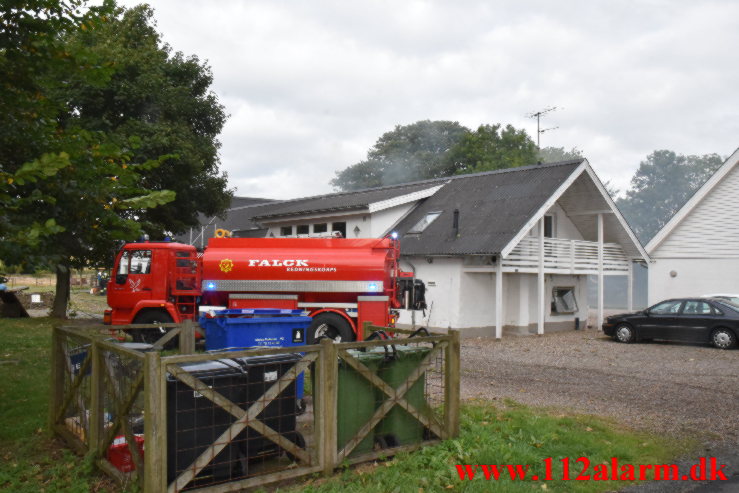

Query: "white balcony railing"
<box><xmin>503</xmin><ymin>237</ymin><xmax>630</xmax><ymax>274</ymax></box>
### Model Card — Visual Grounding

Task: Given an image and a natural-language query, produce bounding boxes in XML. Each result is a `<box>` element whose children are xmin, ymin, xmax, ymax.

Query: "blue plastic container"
<box><xmin>199</xmin><ymin>309</ymin><xmax>312</xmax><ymax>399</ymax></box>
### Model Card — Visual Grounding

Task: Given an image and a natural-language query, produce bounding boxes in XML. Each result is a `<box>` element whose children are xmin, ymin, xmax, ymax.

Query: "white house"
<box><xmin>646</xmin><ymin>148</ymin><xmax>739</xmax><ymax>304</ymax></box>
<box><xmin>187</xmin><ymin>159</ymin><xmax>648</xmax><ymax>338</ymax></box>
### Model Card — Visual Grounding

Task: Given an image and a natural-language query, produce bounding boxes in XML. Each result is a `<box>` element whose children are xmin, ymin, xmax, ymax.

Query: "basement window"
<box><xmin>551</xmin><ymin>287</ymin><xmax>578</xmax><ymax>314</ymax></box>
<box><xmin>313</xmin><ymin>223</ymin><xmax>328</xmax><ymax>233</ymax></box>
<box><xmin>408</xmin><ymin>211</ymin><xmax>442</xmax><ymax>234</ymax></box>
<box><xmin>296</xmin><ymin>224</ymin><xmax>309</xmax><ymax>235</ymax></box>
<box><xmin>280</xmin><ymin>226</ymin><xmax>293</xmax><ymax>236</ymax></box>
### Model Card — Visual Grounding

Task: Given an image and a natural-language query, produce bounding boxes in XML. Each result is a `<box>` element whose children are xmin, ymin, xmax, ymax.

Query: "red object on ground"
<box><xmin>107</xmin><ymin>435</ymin><xmax>145</xmax><ymax>472</ymax></box>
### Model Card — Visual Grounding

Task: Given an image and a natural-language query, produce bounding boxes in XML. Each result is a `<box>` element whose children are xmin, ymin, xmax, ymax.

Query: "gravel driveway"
<box><xmin>460</xmin><ymin>329</ymin><xmax>739</xmax><ymax>442</ymax></box>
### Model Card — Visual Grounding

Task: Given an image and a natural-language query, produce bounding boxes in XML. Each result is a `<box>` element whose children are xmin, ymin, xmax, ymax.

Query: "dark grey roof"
<box><xmin>251</xmin><ymin>181</ymin><xmax>445</xmax><ymax>220</ymax></box>
<box><xmin>397</xmin><ymin>160</ymin><xmax>583</xmax><ymax>255</ymax></box>
<box><xmin>230</xmin><ymin>196</ymin><xmax>275</xmax><ymax>208</ymax></box>
<box><xmin>172</xmin><ymin>196</ymin><xmax>274</xmax><ymax>244</ymax></box>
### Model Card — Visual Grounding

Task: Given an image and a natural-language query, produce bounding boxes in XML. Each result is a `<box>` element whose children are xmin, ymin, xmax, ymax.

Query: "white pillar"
<box><xmin>538</xmin><ymin>218</ymin><xmax>545</xmax><ymax>335</ymax></box>
<box><xmin>495</xmin><ymin>255</ymin><xmax>503</xmax><ymax>339</ymax></box>
<box><xmin>627</xmin><ymin>260</ymin><xmax>634</xmax><ymax>312</ymax></box>
<box><xmin>597</xmin><ymin>213</ymin><xmax>604</xmax><ymax>329</ymax></box>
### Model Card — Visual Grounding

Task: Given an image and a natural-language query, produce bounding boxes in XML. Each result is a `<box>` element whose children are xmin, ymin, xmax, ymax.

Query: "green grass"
<box><xmin>0</xmin><ymin>318</ymin><xmax>114</xmax><ymax>492</ymax></box>
<box><xmin>288</xmin><ymin>401</ymin><xmax>688</xmax><ymax>493</ymax></box>
<box><xmin>1</xmin><ymin>318</ymin><xmax>688</xmax><ymax>493</ymax></box>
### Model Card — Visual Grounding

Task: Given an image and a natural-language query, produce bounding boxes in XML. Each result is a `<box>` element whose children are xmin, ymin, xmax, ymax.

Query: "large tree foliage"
<box><xmin>538</xmin><ymin>146</ymin><xmax>583</xmax><ymax>163</ymax></box>
<box><xmin>63</xmin><ymin>4</ymin><xmax>232</xmax><ymax>234</ymax></box>
<box><xmin>0</xmin><ymin>1</ymin><xmax>227</xmax><ymax>317</ymax></box>
<box><xmin>616</xmin><ymin>150</ymin><xmax>723</xmax><ymax>244</ymax></box>
<box><xmin>331</xmin><ymin>120</ymin><xmax>467</xmax><ymax>190</ymax></box>
<box><xmin>446</xmin><ymin>123</ymin><xmax>538</xmax><ymax>175</ymax></box>
<box><xmin>331</xmin><ymin>120</ymin><xmax>538</xmax><ymax>191</ymax></box>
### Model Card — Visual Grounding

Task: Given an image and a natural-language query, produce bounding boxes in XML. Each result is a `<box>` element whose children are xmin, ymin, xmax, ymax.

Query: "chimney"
<box><xmin>452</xmin><ymin>209</ymin><xmax>460</xmax><ymax>238</ymax></box>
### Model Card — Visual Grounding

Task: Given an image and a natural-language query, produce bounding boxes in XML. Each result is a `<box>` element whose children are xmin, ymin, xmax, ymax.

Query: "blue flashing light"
<box><xmin>368</xmin><ymin>282</ymin><xmax>378</xmax><ymax>291</ymax></box>
<box><xmin>390</xmin><ymin>231</ymin><xmax>398</xmax><ymax>240</ymax></box>
<box><xmin>206</xmin><ymin>282</ymin><xmax>216</xmax><ymax>290</ymax></box>
<box><xmin>164</xmin><ymin>236</ymin><xmax>172</xmax><ymax>242</ymax></box>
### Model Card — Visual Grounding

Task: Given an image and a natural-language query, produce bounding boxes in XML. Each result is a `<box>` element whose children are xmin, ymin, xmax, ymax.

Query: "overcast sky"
<box><xmin>118</xmin><ymin>0</ymin><xmax>739</xmax><ymax>200</ymax></box>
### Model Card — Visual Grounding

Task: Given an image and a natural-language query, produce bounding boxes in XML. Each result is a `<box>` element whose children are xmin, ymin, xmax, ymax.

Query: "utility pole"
<box><xmin>527</xmin><ymin>106</ymin><xmax>559</xmax><ymax>148</ymax></box>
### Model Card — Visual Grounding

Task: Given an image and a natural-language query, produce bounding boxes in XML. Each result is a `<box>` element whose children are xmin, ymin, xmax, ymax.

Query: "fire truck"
<box><xmin>104</xmin><ymin>236</ymin><xmax>426</xmax><ymax>343</ymax></box>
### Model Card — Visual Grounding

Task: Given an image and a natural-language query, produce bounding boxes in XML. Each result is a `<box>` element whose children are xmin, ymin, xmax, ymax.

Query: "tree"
<box><xmin>616</xmin><ymin>150</ymin><xmax>723</xmax><ymax>244</ymax></box>
<box><xmin>331</xmin><ymin>120</ymin><xmax>468</xmax><ymax>191</ymax></box>
<box><xmin>62</xmin><ymin>4</ymin><xmax>232</xmax><ymax>235</ymax></box>
<box><xmin>538</xmin><ymin>146</ymin><xmax>583</xmax><ymax>163</ymax></box>
<box><xmin>0</xmin><ymin>1</ymin><xmax>187</xmax><ymax>317</ymax></box>
<box><xmin>445</xmin><ymin>124</ymin><xmax>538</xmax><ymax>175</ymax></box>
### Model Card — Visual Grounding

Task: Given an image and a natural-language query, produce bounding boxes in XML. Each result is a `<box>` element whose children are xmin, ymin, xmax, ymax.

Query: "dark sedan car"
<box><xmin>602</xmin><ymin>298</ymin><xmax>738</xmax><ymax>349</ymax></box>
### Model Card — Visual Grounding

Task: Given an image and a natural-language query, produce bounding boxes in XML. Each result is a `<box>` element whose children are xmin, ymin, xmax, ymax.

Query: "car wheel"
<box><xmin>614</xmin><ymin>324</ymin><xmax>635</xmax><ymax>343</ymax></box>
<box><xmin>306</xmin><ymin>313</ymin><xmax>354</xmax><ymax>344</ymax></box>
<box><xmin>711</xmin><ymin>328</ymin><xmax>737</xmax><ymax>349</ymax></box>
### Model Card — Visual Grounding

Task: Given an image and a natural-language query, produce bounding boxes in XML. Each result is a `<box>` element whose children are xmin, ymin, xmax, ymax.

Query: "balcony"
<box><xmin>502</xmin><ymin>237</ymin><xmax>630</xmax><ymax>275</ymax></box>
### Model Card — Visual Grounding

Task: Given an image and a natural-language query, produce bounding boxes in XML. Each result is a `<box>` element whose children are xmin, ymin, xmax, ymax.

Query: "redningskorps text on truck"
<box><xmin>103</xmin><ymin>236</ymin><xmax>426</xmax><ymax>343</ymax></box>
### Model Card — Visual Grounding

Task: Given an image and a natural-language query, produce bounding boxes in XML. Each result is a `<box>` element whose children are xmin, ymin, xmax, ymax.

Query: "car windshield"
<box><xmin>713</xmin><ymin>299</ymin><xmax>739</xmax><ymax>313</ymax></box>
<box><xmin>715</xmin><ymin>296</ymin><xmax>739</xmax><ymax>304</ymax></box>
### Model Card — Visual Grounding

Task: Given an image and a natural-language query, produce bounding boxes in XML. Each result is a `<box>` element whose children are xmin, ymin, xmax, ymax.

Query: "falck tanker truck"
<box><xmin>104</xmin><ymin>236</ymin><xmax>426</xmax><ymax>343</ymax></box>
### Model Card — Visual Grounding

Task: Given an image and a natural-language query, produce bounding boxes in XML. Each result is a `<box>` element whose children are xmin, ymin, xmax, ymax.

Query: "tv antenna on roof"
<box><xmin>526</xmin><ymin>106</ymin><xmax>559</xmax><ymax>148</ymax></box>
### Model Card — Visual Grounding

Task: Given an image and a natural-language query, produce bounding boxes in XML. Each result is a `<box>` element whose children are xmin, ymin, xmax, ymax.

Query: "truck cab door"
<box><xmin>108</xmin><ymin>249</ymin><xmax>154</xmax><ymax>310</ymax></box>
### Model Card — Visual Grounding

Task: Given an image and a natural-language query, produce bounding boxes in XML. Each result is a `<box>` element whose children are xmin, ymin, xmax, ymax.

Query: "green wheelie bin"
<box><xmin>375</xmin><ymin>341</ymin><xmax>431</xmax><ymax>447</ymax></box>
<box><xmin>337</xmin><ymin>348</ymin><xmax>386</xmax><ymax>457</ymax></box>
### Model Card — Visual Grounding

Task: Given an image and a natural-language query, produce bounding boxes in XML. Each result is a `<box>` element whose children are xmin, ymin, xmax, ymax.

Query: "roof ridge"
<box><xmin>242</xmin><ymin>159</ymin><xmax>585</xmax><ymax>209</ymax></box>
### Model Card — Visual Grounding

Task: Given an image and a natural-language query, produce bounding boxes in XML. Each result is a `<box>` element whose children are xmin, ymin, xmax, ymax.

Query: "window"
<box><xmin>544</xmin><ymin>215</ymin><xmax>555</xmax><ymax>238</ymax></box>
<box><xmin>649</xmin><ymin>300</ymin><xmax>683</xmax><ymax>315</ymax></box>
<box><xmin>280</xmin><ymin>226</ymin><xmax>293</xmax><ymax>236</ymax></box>
<box><xmin>296</xmin><ymin>224</ymin><xmax>309</xmax><ymax>235</ymax></box>
<box><xmin>551</xmin><ymin>287</ymin><xmax>578</xmax><ymax>313</ymax></box>
<box><xmin>118</xmin><ymin>251</ymin><xmax>130</xmax><ymax>275</ymax></box>
<box><xmin>129</xmin><ymin>250</ymin><xmax>152</xmax><ymax>274</ymax></box>
<box><xmin>408</xmin><ymin>211</ymin><xmax>442</xmax><ymax>234</ymax></box>
<box><xmin>681</xmin><ymin>301</ymin><xmax>712</xmax><ymax>315</ymax></box>
<box><xmin>332</xmin><ymin>221</ymin><xmax>346</xmax><ymax>237</ymax></box>
<box><xmin>313</xmin><ymin>223</ymin><xmax>327</xmax><ymax>233</ymax></box>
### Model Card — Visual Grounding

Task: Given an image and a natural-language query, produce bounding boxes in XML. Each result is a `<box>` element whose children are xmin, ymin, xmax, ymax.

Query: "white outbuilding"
<box><xmin>646</xmin><ymin>148</ymin><xmax>739</xmax><ymax>303</ymax></box>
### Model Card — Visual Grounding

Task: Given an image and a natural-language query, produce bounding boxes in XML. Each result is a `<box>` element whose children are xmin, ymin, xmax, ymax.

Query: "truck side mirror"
<box><xmin>115</xmin><ymin>273</ymin><xmax>128</xmax><ymax>285</ymax></box>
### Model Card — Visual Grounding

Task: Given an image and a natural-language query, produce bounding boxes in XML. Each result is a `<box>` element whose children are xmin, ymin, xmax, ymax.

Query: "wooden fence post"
<box><xmin>445</xmin><ymin>329</ymin><xmax>461</xmax><ymax>438</ymax></box>
<box><xmin>88</xmin><ymin>339</ymin><xmax>105</xmax><ymax>458</ymax></box>
<box><xmin>49</xmin><ymin>327</ymin><xmax>65</xmax><ymax>430</ymax></box>
<box><xmin>318</xmin><ymin>338</ymin><xmax>338</xmax><ymax>476</ymax></box>
<box><xmin>144</xmin><ymin>351</ymin><xmax>167</xmax><ymax>493</ymax></box>
<box><xmin>179</xmin><ymin>319</ymin><xmax>195</xmax><ymax>354</ymax></box>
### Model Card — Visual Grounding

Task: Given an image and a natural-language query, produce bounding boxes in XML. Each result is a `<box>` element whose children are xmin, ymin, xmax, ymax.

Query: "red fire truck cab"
<box><xmin>105</xmin><ymin>237</ymin><xmax>425</xmax><ymax>343</ymax></box>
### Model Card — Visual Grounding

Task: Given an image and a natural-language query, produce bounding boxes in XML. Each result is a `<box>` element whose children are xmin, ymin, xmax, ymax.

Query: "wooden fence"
<box><xmin>50</xmin><ymin>322</ymin><xmax>460</xmax><ymax>492</ymax></box>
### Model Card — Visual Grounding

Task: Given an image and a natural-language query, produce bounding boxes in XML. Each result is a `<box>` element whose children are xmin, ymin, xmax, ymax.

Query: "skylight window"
<box><xmin>408</xmin><ymin>211</ymin><xmax>442</xmax><ymax>234</ymax></box>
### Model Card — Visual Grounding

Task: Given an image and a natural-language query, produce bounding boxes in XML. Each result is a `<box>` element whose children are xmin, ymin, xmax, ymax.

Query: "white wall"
<box><xmin>653</xmin><ymin>164</ymin><xmax>739</xmax><ymax>258</ymax></box>
<box><xmin>397</xmin><ymin>256</ymin><xmax>462</xmax><ymax>329</ymax></box>
<box><xmin>458</xmin><ymin>272</ymin><xmax>495</xmax><ymax>327</ymax></box>
<box><xmin>648</xmin><ymin>258</ymin><xmax>739</xmax><ymax>304</ymax></box>
<box><xmin>398</xmin><ymin>255</ymin><xmax>588</xmax><ymax>333</ymax></box>
<box><xmin>370</xmin><ymin>203</ymin><xmax>416</xmax><ymax>237</ymax></box>
<box><xmin>525</xmin><ymin>202</ymin><xmax>585</xmax><ymax>240</ymax></box>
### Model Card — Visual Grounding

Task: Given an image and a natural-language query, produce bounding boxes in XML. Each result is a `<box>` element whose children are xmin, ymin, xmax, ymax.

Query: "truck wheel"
<box><xmin>131</xmin><ymin>310</ymin><xmax>173</xmax><ymax>346</ymax></box>
<box><xmin>307</xmin><ymin>313</ymin><xmax>354</xmax><ymax>344</ymax></box>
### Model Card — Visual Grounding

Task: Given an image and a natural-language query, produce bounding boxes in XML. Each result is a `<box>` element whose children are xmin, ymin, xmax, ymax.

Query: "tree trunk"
<box><xmin>51</xmin><ymin>263</ymin><xmax>71</xmax><ymax>319</ymax></box>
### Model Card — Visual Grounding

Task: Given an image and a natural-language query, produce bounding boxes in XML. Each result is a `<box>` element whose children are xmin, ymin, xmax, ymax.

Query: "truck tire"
<box><xmin>306</xmin><ymin>313</ymin><xmax>354</xmax><ymax>344</ymax></box>
<box><xmin>131</xmin><ymin>310</ymin><xmax>174</xmax><ymax>346</ymax></box>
